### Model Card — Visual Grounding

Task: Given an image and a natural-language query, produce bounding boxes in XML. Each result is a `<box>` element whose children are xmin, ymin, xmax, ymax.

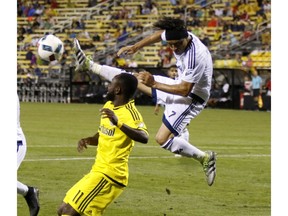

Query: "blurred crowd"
<box><xmin>17</xmin><ymin>0</ymin><xmax>271</xmax><ymax>107</ymax></box>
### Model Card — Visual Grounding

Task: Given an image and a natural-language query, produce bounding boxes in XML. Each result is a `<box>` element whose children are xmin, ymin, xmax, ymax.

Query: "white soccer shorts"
<box><xmin>152</xmin><ymin>75</ymin><xmax>206</xmax><ymax>136</ymax></box>
<box><xmin>17</xmin><ymin>128</ymin><xmax>27</xmax><ymax>170</ymax></box>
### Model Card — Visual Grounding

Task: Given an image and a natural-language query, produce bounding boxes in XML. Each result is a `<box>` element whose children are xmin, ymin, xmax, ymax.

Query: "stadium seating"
<box><xmin>17</xmin><ymin>0</ymin><xmax>271</xmax><ymax>77</ymax></box>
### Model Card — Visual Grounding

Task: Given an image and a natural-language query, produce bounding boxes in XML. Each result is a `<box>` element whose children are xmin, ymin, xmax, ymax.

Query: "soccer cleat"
<box><xmin>24</xmin><ymin>186</ymin><xmax>40</xmax><ymax>216</ymax></box>
<box><xmin>73</xmin><ymin>38</ymin><xmax>92</xmax><ymax>71</ymax></box>
<box><xmin>202</xmin><ymin>151</ymin><xmax>216</xmax><ymax>186</ymax></box>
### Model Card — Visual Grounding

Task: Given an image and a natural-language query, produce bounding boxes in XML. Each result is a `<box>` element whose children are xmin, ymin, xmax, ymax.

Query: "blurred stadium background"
<box><xmin>17</xmin><ymin>0</ymin><xmax>271</xmax><ymax>110</ymax></box>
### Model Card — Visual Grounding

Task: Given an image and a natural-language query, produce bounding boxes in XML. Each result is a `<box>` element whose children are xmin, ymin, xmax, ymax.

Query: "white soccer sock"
<box><xmin>17</xmin><ymin>181</ymin><xmax>28</xmax><ymax>196</ymax></box>
<box><xmin>89</xmin><ymin>62</ymin><xmax>102</xmax><ymax>75</ymax></box>
<box><xmin>161</xmin><ymin>136</ymin><xmax>205</xmax><ymax>162</ymax></box>
<box><xmin>179</xmin><ymin>127</ymin><xmax>189</xmax><ymax>142</ymax></box>
<box><xmin>90</xmin><ymin>64</ymin><xmax>128</xmax><ymax>82</ymax></box>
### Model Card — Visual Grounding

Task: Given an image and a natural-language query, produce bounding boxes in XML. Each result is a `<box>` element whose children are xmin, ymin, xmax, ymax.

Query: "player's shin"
<box><xmin>98</xmin><ymin>65</ymin><xmax>127</xmax><ymax>82</ymax></box>
<box><xmin>89</xmin><ymin>61</ymin><xmax>102</xmax><ymax>75</ymax></box>
<box><xmin>17</xmin><ymin>181</ymin><xmax>28</xmax><ymax>195</ymax></box>
<box><xmin>161</xmin><ymin>137</ymin><xmax>205</xmax><ymax>161</ymax></box>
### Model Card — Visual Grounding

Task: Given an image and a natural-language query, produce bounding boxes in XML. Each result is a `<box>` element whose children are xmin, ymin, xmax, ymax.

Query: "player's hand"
<box><xmin>132</xmin><ymin>72</ymin><xmax>139</xmax><ymax>78</ymax></box>
<box><xmin>138</xmin><ymin>71</ymin><xmax>155</xmax><ymax>87</ymax></box>
<box><xmin>117</xmin><ymin>45</ymin><xmax>137</xmax><ymax>57</ymax></box>
<box><xmin>133</xmin><ymin>73</ymin><xmax>143</xmax><ymax>83</ymax></box>
<box><xmin>77</xmin><ymin>138</ymin><xmax>89</xmax><ymax>152</ymax></box>
<box><xmin>100</xmin><ymin>108</ymin><xmax>118</xmax><ymax>126</ymax></box>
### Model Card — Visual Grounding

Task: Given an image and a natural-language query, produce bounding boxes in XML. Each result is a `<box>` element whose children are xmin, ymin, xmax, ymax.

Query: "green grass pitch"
<box><xmin>17</xmin><ymin>102</ymin><xmax>271</xmax><ymax>216</ymax></box>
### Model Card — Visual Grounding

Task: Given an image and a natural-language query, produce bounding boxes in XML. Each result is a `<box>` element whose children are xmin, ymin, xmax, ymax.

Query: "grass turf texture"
<box><xmin>17</xmin><ymin>103</ymin><xmax>271</xmax><ymax>216</ymax></box>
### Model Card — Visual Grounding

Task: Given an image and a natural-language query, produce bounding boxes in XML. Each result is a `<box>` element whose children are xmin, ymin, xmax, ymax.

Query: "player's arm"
<box><xmin>117</xmin><ymin>30</ymin><xmax>163</xmax><ymax>56</ymax></box>
<box><xmin>133</xmin><ymin>73</ymin><xmax>152</xmax><ymax>96</ymax></box>
<box><xmin>137</xmin><ymin>81</ymin><xmax>152</xmax><ymax>96</ymax></box>
<box><xmin>77</xmin><ymin>133</ymin><xmax>99</xmax><ymax>152</ymax></box>
<box><xmin>153</xmin><ymin>80</ymin><xmax>194</xmax><ymax>97</ymax></box>
<box><xmin>139</xmin><ymin>71</ymin><xmax>194</xmax><ymax>97</ymax></box>
<box><xmin>119</xmin><ymin>125</ymin><xmax>148</xmax><ymax>144</ymax></box>
<box><xmin>101</xmin><ymin>108</ymin><xmax>148</xmax><ymax>144</ymax></box>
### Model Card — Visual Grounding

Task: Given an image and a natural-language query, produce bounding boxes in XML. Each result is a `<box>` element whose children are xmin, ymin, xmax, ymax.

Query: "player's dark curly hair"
<box><xmin>117</xmin><ymin>73</ymin><xmax>138</xmax><ymax>99</ymax></box>
<box><xmin>153</xmin><ymin>16</ymin><xmax>187</xmax><ymax>31</ymax></box>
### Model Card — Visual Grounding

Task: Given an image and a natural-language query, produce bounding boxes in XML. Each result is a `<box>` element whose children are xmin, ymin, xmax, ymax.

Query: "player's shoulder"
<box><xmin>124</xmin><ymin>100</ymin><xmax>139</xmax><ymax>112</ymax></box>
<box><xmin>103</xmin><ymin>101</ymin><xmax>113</xmax><ymax>108</ymax></box>
<box><xmin>188</xmin><ymin>31</ymin><xmax>202</xmax><ymax>45</ymax></box>
<box><xmin>124</xmin><ymin>100</ymin><xmax>143</xmax><ymax>119</ymax></box>
<box><xmin>125</xmin><ymin>99</ymin><xmax>136</xmax><ymax>107</ymax></box>
<box><xmin>188</xmin><ymin>31</ymin><xmax>196</xmax><ymax>38</ymax></box>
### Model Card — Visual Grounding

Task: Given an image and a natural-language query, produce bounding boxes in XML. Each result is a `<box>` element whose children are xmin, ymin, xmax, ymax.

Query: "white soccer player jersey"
<box><xmin>17</xmin><ymin>95</ymin><xmax>23</xmax><ymax>140</ymax></box>
<box><xmin>152</xmin><ymin>31</ymin><xmax>213</xmax><ymax>136</ymax></box>
<box><xmin>17</xmin><ymin>94</ymin><xmax>26</xmax><ymax>169</ymax></box>
<box><xmin>174</xmin><ymin>31</ymin><xmax>213</xmax><ymax>102</ymax></box>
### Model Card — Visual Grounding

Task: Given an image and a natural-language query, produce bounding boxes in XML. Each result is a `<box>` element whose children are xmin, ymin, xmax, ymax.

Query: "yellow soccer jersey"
<box><xmin>92</xmin><ymin>100</ymin><xmax>148</xmax><ymax>186</ymax></box>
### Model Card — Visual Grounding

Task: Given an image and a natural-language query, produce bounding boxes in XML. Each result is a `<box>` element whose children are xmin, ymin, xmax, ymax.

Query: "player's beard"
<box><xmin>106</xmin><ymin>91</ymin><xmax>115</xmax><ymax>101</ymax></box>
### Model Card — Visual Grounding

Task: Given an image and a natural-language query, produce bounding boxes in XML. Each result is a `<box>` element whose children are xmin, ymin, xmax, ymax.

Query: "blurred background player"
<box><xmin>154</xmin><ymin>65</ymin><xmax>178</xmax><ymax>115</ymax></box>
<box><xmin>251</xmin><ymin>67</ymin><xmax>263</xmax><ymax>110</ymax></box>
<box><xmin>17</xmin><ymin>94</ymin><xmax>40</xmax><ymax>216</ymax></box>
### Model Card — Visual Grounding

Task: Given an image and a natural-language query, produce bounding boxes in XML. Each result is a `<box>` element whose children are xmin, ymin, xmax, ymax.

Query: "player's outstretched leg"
<box><xmin>202</xmin><ymin>151</ymin><xmax>216</xmax><ymax>186</ymax></box>
<box><xmin>24</xmin><ymin>186</ymin><xmax>40</xmax><ymax>216</ymax></box>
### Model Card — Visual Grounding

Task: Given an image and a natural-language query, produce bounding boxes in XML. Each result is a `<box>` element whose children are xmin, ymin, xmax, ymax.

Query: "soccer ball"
<box><xmin>37</xmin><ymin>34</ymin><xmax>64</xmax><ymax>62</ymax></box>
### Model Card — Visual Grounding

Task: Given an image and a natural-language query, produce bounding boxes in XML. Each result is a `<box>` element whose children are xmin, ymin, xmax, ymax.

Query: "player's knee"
<box><xmin>57</xmin><ymin>202</ymin><xmax>66</xmax><ymax>216</ymax></box>
<box><xmin>155</xmin><ymin>134</ymin><xmax>167</xmax><ymax>145</ymax></box>
<box><xmin>57</xmin><ymin>206</ymin><xmax>63</xmax><ymax>216</ymax></box>
<box><xmin>57</xmin><ymin>203</ymin><xmax>80</xmax><ymax>216</ymax></box>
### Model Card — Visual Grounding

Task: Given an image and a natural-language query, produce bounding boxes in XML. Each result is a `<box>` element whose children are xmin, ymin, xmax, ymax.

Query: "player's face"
<box><xmin>167</xmin><ymin>38</ymin><xmax>188</xmax><ymax>55</ymax></box>
<box><xmin>167</xmin><ymin>67</ymin><xmax>178</xmax><ymax>79</ymax></box>
<box><xmin>106</xmin><ymin>79</ymin><xmax>117</xmax><ymax>101</ymax></box>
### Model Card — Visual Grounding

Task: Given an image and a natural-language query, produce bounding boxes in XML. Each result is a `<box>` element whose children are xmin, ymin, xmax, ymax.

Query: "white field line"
<box><xmin>29</xmin><ymin>145</ymin><xmax>270</xmax><ymax>150</ymax></box>
<box><xmin>24</xmin><ymin>154</ymin><xmax>270</xmax><ymax>162</ymax></box>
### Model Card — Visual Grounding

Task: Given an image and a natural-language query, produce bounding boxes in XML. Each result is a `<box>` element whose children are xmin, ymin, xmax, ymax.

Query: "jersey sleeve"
<box><xmin>122</xmin><ymin>107</ymin><xmax>149</xmax><ymax>136</ymax></box>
